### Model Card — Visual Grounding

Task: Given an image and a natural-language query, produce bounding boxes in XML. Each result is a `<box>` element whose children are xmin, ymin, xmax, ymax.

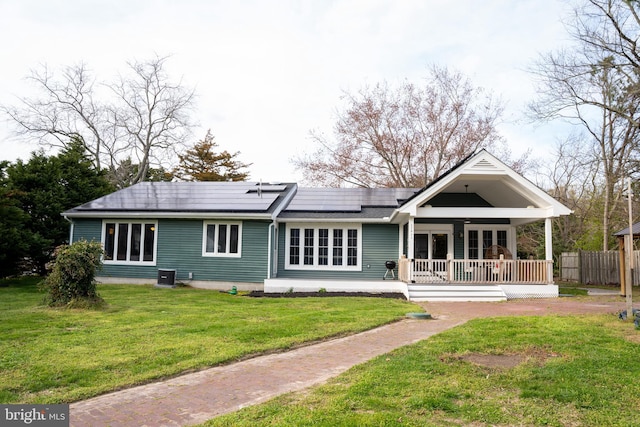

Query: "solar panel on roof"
<box><xmin>74</xmin><ymin>182</ymin><xmax>284</xmax><ymax>212</ymax></box>
<box><xmin>285</xmin><ymin>188</ymin><xmax>420</xmax><ymax>212</ymax></box>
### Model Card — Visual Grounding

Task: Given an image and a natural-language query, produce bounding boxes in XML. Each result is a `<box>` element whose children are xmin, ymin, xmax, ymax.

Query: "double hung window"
<box><xmin>203</xmin><ymin>222</ymin><xmax>241</xmax><ymax>257</ymax></box>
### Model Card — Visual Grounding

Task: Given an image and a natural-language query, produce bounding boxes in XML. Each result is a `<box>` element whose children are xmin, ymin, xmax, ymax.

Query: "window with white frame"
<box><xmin>466</xmin><ymin>227</ymin><xmax>510</xmax><ymax>259</ymax></box>
<box><xmin>286</xmin><ymin>224</ymin><xmax>361</xmax><ymax>270</ymax></box>
<box><xmin>103</xmin><ymin>221</ymin><xmax>157</xmax><ymax>264</ymax></box>
<box><xmin>202</xmin><ymin>221</ymin><xmax>242</xmax><ymax>257</ymax></box>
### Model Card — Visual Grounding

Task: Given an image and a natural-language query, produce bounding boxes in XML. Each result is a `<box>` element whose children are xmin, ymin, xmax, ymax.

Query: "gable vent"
<box><xmin>470</xmin><ymin>159</ymin><xmax>499</xmax><ymax>170</ymax></box>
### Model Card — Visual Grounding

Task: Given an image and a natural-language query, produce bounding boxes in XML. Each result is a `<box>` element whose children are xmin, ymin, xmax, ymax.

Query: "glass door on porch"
<box><xmin>414</xmin><ymin>233</ymin><xmax>448</xmax><ymax>274</ymax></box>
<box><xmin>414</xmin><ymin>234</ymin><xmax>448</xmax><ymax>259</ymax></box>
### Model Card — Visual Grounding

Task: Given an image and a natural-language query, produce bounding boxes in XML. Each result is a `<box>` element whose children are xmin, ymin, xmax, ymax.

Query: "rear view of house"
<box><xmin>64</xmin><ymin>150</ymin><xmax>572</xmax><ymax>301</ymax></box>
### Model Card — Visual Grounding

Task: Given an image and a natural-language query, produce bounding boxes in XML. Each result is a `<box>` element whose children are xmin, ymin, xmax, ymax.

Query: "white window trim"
<box><xmin>202</xmin><ymin>221</ymin><xmax>243</xmax><ymax>258</ymax></box>
<box><xmin>285</xmin><ymin>223</ymin><xmax>362</xmax><ymax>271</ymax></box>
<box><xmin>464</xmin><ymin>225</ymin><xmax>512</xmax><ymax>259</ymax></box>
<box><xmin>101</xmin><ymin>220</ymin><xmax>158</xmax><ymax>266</ymax></box>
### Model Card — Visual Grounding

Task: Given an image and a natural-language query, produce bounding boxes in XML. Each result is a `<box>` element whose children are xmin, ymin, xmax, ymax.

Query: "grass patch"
<box><xmin>0</xmin><ymin>278</ymin><xmax>417</xmax><ymax>404</ymax></box>
<box><xmin>205</xmin><ymin>315</ymin><xmax>640</xmax><ymax>426</ymax></box>
<box><xmin>558</xmin><ymin>286</ymin><xmax>589</xmax><ymax>296</ymax></box>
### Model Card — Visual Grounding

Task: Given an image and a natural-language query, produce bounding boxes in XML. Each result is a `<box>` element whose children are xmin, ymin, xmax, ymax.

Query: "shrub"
<box><xmin>40</xmin><ymin>240</ymin><xmax>105</xmax><ymax>308</ymax></box>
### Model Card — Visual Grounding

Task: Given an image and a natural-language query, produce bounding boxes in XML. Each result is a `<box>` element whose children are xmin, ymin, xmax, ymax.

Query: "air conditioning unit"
<box><xmin>156</xmin><ymin>269</ymin><xmax>177</xmax><ymax>287</ymax></box>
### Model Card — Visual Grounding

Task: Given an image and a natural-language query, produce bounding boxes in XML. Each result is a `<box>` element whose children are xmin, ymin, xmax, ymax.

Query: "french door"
<box><xmin>414</xmin><ymin>233</ymin><xmax>449</xmax><ymax>276</ymax></box>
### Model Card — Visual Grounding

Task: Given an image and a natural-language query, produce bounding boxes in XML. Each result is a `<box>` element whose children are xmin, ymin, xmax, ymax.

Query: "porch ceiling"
<box><xmin>439</xmin><ymin>175</ymin><xmax>541</xmax><ymax>208</ymax></box>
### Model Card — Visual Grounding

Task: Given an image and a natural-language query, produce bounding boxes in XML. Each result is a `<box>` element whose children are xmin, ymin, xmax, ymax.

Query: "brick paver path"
<box><xmin>69</xmin><ymin>295</ymin><xmax>628</xmax><ymax>427</ymax></box>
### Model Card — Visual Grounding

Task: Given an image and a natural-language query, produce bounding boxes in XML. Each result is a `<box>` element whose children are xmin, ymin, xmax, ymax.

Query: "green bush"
<box><xmin>40</xmin><ymin>240</ymin><xmax>105</xmax><ymax>308</ymax></box>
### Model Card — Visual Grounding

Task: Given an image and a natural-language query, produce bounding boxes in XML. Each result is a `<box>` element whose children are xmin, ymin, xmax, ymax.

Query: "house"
<box><xmin>63</xmin><ymin>150</ymin><xmax>572</xmax><ymax>301</ymax></box>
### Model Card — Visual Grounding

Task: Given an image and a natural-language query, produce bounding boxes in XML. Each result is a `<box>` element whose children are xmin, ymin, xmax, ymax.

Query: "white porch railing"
<box><xmin>398</xmin><ymin>255</ymin><xmax>554</xmax><ymax>285</ymax></box>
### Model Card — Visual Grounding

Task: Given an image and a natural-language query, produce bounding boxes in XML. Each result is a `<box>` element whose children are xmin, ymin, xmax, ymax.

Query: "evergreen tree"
<box><xmin>5</xmin><ymin>140</ymin><xmax>113</xmax><ymax>275</ymax></box>
<box><xmin>173</xmin><ymin>130</ymin><xmax>251</xmax><ymax>181</ymax></box>
<box><xmin>0</xmin><ymin>162</ymin><xmax>31</xmax><ymax>277</ymax></box>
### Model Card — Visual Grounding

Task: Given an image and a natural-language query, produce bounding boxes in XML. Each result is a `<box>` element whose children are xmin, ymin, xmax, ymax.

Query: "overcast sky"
<box><xmin>0</xmin><ymin>0</ymin><xmax>573</xmax><ymax>183</ymax></box>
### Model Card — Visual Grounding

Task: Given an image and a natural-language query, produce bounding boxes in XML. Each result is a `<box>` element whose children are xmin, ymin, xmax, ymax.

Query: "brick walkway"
<box><xmin>69</xmin><ymin>296</ymin><xmax>628</xmax><ymax>427</ymax></box>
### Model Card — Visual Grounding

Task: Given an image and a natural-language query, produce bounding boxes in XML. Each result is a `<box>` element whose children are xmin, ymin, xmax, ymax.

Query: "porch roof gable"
<box><xmin>392</xmin><ymin>150</ymin><xmax>572</xmax><ymax>222</ymax></box>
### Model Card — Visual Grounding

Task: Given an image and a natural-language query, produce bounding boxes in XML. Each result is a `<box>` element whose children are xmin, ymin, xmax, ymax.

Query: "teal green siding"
<box><xmin>276</xmin><ymin>223</ymin><xmax>399</xmax><ymax>280</ymax></box>
<box><xmin>72</xmin><ymin>219</ymin><xmax>102</xmax><ymax>243</ymax></box>
<box><xmin>70</xmin><ymin>218</ymin><xmax>270</xmax><ymax>283</ymax></box>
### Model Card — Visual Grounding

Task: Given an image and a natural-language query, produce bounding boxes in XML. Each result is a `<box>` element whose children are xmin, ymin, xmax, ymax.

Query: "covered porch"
<box><xmin>388</xmin><ymin>150</ymin><xmax>571</xmax><ymax>301</ymax></box>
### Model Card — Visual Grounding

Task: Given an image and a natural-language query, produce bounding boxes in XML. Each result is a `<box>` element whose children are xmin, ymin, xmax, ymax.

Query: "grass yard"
<box><xmin>0</xmin><ymin>277</ymin><xmax>417</xmax><ymax>404</ymax></box>
<box><xmin>205</xmin><ymin>314</ymin><xmax>640</xmax><ymax>427</ymax></box>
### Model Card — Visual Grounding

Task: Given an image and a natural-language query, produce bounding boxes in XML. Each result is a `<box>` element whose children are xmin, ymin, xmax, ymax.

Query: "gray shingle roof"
<box><xmin>614</xmin><ymin>222</ymin><xmax>640</xmax><ymax>236</ymax></box>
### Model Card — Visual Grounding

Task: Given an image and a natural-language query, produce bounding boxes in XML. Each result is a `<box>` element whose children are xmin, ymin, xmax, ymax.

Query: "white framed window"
<box><xmin>465</xmin><ymin>226</ymin><xmax>510</xmax><ymax>259</ymax></box>
<box><xmin>285</xmin><ymin>223</ymin><xmax>361</xmax><ymax>270</ymax></box>
<box><xmin>102</xmin><ymin>220</ymin><xmax>157</xmax><ymax>265</ymax></box>
<box><xmin>202</xmin><ymin>221</ymin><xmax>242</xmax><ymax>257</ymax></box>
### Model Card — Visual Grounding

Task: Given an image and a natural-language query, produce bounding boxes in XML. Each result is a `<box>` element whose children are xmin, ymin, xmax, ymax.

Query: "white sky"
<box><xmin>0</xmin><ymin>0</ymin><xmax>573</xmax><ymax>183</ymax></box>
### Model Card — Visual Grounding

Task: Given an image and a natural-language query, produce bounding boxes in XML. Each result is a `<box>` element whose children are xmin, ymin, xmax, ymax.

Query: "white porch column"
<box><xmin>398</xmin><ymin>221</ymin><xmax>405</xmax><ymax>258</ymax></box>
<box><xmin>544</xmin><ymin>218</ymin><xmax>553</xmax><ymax>261</ymax></box>
<box><xmin>408</xmin><ymin>217</ymin><xmax>415</xmax><ymax>259</ymax></box>
<box><xmin>545</xmin><ymin>217</ymin><xmax>554</xmax><ymax>284</ymax></box>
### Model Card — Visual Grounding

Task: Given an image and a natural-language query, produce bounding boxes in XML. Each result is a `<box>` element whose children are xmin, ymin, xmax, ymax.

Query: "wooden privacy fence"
<box><xmin>560</xmin><ymin>250</ymin><xmax>640</xmax><ymax>285</ymax></box>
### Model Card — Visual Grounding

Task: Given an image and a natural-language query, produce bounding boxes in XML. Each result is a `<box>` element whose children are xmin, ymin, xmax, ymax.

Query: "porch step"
<box><xmin>407</xmin><ymin>284</ymin><xmax>507</xmax><ymax>302</ymax></box>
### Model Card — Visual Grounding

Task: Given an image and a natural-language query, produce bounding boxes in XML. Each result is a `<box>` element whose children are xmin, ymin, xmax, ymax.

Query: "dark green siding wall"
<box><xmin>453</xmin><ymin>222</ymin><xmax>464</xmax><ymax>259</ymax></box>
<box><xmin>71</xmin><ymin>218</ymin><xmax>270</xmax><ymax>283</ymax></box>
<box><xmin>425</xmin><ymin>192</ymin><xmax>492</xmax><ymax>207</ymax></box>
<box><xmin>276</xmin><ymin>223</ymin><xmax>399</xmax><ymax>280</ymax></box>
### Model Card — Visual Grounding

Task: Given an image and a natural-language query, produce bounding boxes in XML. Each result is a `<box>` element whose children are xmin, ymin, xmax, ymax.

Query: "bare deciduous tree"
<box><xmin>108</xmin><ymin>56</ymin><xmax>196</xmax><ymax>185</ymax></box>
<box><xmin>540</xmin><ymin>135</ymin><xmax>601</xmax><ymax>249</ymax></box>
<box><xmin>2</xmin><ymin>63</ymin><xmax>110</xmax><ymax>170</ymax></box>
<box><xmin>2</xmin><ymin>55</ymin><xmax>196</xmax><ymax>188</ymax></box>
<box><xmin>294</xmin><ymin>65</ymin><xmax>512</xmax><ymax>188</ymax></box>
<box><xmin>529</xmin><ymin>0</ymin><xmax>640</xmax><ymax>250</ymax></box>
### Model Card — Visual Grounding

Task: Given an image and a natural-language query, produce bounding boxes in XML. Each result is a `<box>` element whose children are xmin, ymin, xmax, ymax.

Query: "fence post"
<box><xmin>577</xmin><ymin>249</ymin><xmax>583</xmax><ymax>285</ymax></box>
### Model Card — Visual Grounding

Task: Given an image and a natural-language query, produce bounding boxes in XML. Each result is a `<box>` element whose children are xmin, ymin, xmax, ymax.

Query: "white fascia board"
<box><xmin>510</xmin><ymin>217</ymin><xmax>546</xmax><ymax>226</ymax></box>
<box><xmin>498</xmin><ymin>166</ymin><xmax>573</xmax><ymax>216</ymax></box>
<box><xmin>276</xmin><ymin>217</ymin><xmax>390</xmax><ymax>224</ymax></box>
<box><xmin>64</xmin><ymin>211</ymin><xmax>273</xmax><ymax>220</ymax></box>
<box><xmin>396</xmin><ymin>150</ymin><xmax>572</xmax><ymax>217</ymax></box>
<box><xmin>415</xmin><ymin>206</ymin><xmax>553</xmax><ymax>218</ymax></box>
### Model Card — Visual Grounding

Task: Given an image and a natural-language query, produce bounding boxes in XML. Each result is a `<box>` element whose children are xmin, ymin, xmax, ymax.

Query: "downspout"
<box><xmin>267</xmin><ymin>183</ymin><xmax>298</xmax><ymax>280</ymax></box>
<box><xmin>63</xmin><ymin>214</ymin><xmax>74</xmax><ymax>244</ymax></box>
<box><xmin>267</xmin><ymin>221</ymin><xmax>274</xmax><ymax>279</ymax></box>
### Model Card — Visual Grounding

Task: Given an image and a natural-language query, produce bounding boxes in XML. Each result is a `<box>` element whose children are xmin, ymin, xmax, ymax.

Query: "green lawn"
<box><xmin>205</xmin><ymin>314</ymin><xmax>640</xmax><ymax>427</ymax></box>
<box><xmin>0</xmin><ymin>277</ymin><xmax>417</xmax><ymax>404</ymax></box>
